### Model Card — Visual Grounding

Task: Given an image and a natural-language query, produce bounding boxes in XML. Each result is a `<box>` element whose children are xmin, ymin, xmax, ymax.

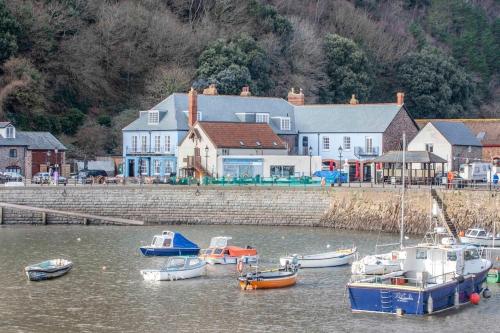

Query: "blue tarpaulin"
<box><xmin>313</xmin><ymin>170</ymin><xmax>348</xmax><ymax>183</ymax></box>
<box><xmin>172</xmin><ymin>232</ymin><xmax>200</xmax><ymax>249</ymax></box>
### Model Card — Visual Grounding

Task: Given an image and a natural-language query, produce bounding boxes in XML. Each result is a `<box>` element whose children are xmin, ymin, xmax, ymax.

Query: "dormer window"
<box><xmin>280</xmin><ymin>117</ymin><xmax>291</xmax><ymax>131</ymax></box>
<box><xmin>256</xmin><ymin>113</ymin><xmax>269</xmax><ymax>123</ymax></box>
<box><xmin>6</xmin><ymin>126</ymin><xmax>14</xmax><ymax>138</ymax></box>
<box><xmin>148</xmin><ymin>111</ymin><xmax>159</xmax><ymax>124</ymax></box>
<box><xmin>197</xmin><ymin>112</ymin><xmax>202</xmax><ymax>121</ymax></box>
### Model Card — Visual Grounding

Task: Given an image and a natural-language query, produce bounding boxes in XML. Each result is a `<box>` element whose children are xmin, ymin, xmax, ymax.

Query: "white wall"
<box><xmin>408</xmin><ymin>124</ymin><xmax>452</xmax><ymax>171</ymax></box>
<box><xmin>298</xmin><ymin>133</ymin><xmax>383</xmax><ymax>160</ymax></box>
<box><xmin>122</xmin><ymin>130</ymin><xmax>179</xmax><ymax>156</ymax></box>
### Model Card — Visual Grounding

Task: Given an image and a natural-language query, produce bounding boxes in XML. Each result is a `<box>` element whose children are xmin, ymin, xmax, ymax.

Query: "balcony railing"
<box><xmin>354</xmin><ymin>146</ymin><xmax>380</xmax><ymax>157</ymax></box>
<box><xmin>125</xmin><ymin>146</ymin><xmax>175</xmax><ymax>155</ymax></box>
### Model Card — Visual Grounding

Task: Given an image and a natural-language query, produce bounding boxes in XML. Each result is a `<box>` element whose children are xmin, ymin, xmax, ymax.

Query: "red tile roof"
<box><xmin>198</xmin><ymin>121</ymin><xmax>287</xmax><ymax>149</ymax></box>
<box><xmin>416</xmin><ymin>119</ymin><xmax>500</xmax><ymax>146</ymax></box>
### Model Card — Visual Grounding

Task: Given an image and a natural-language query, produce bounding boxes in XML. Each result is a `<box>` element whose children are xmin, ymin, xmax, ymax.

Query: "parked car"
<box><xmin>78</xmin><ymin>169</ymin><xmax>108</xmax><ymax>183</ymax></box>
<box><xmin>3</xmin><ymin>172</ymin><xmax>24</xmax><ymax>182</ymax></box>
<box><xmin>32</xmin><ymin>172</ymin><xmax>51</xmax><ymax>184</ymax></box>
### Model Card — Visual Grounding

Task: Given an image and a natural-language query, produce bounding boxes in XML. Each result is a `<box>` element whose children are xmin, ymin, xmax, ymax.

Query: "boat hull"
<box><xmin>459</xmin><ymin>236</ymin><xmax>500</xmax><ymax>247</ymax></box>
<box><xmin>140</xmin><ymin>264</ymin><xmax>206</xmax><ymax>281</ymax></box>
<box><xmin>139</xmin><ymin>247</ymin><xmax>199</xmax><ymax>257</ymax></box>
<box><xmin>238</xmin><ymin>272</ymin><xmax>298</xmax><ymax>290</ymax></box>
<box><xmin>348</xmin><ymin>268</ymin><xmax>490</xmax><ymax>315</ymax></box>
<box><xmin>25</xmin><ymin>260</ymin><xmax>73</xmax><ymax>281</ymax></box>
<box><xmin>280</xmin><ymin>252</ymin><xmax>355</xmax><ymax>268</ymax></box>
<box><xmin>204</xmin><ymin>255</ymin><xmax>258</xmax><ymax>265</ymax></box>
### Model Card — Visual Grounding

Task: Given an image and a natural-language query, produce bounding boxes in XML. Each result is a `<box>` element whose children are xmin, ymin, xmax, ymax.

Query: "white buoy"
<box><xmin>427</xmin><ymin>295</ymin><xmax>434</xmax><ymax>314</ymax></box>
<box><xmin>281</xmin><ymin>236</ymin><xmax>285</xmax><ymax>240</ymax></box>
<box><xmin>77</xmin><ymin>237</ymin><xmax>81</xmax><ymax>242</ymax></box>
<box><xmin>102</xmin><ymin>266</ymin><xmax>107</xmax><ymax>271</ymax></box>
<box><xmin>326</xmin><ymin>244</ymin><xmax>331</xmax><ymax>248</ymax></box>
<box><xmin>404</xmin><ymin>236</ymin><xmax>409</xmax><ymax>240</ymax></box>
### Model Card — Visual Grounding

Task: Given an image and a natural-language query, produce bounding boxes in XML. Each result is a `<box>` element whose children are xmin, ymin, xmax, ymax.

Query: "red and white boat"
<box><xmin>199</xmin><ymin>237</ymin><xmax>258</xmax><ymax>265</ymax></box>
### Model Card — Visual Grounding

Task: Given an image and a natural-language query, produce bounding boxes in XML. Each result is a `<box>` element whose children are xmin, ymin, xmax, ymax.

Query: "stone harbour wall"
<box><xmin>0</xmin><ymin>186</ymin><xmax>497</xmax><ymax>235</ymax></box>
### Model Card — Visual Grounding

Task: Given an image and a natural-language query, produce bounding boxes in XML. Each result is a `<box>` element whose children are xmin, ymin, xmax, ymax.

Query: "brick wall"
<box><xmin>0</xmin><ymin>146</ymin><xmax>27</xmax><ymax>175</ymax></box>
<box><xmin>382</xmin><ymin>107</ymin><xmax>419</xmax><ymax>152</ymax></box>
<box><xmin>451</xmin><ymin>146</ymin><xmax>482</xmax><ymax>171</ymax></box>
<box><xmin>483</xmin><ymin>146</ymin><xmax>500</xmax><ymax>162</ymax></box>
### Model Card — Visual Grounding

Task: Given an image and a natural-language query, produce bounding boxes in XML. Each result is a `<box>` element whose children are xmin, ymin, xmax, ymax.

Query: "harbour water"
<box><xmin>0</xmin><ymin>225</ymin><xmax>498</xmax><ymax>332</ymax></box>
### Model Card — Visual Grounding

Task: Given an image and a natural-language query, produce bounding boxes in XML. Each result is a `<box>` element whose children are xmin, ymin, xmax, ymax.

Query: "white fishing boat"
<box><xmin>351</xmin><ymin>251</ymin><xmax>403</xmax><ymax>275</ymax></box>
<box><xmin>140</xmin><ymin>256</ymin><xmax>207</xmax><ymax>281</ymax></box>
<box><xmin>459</xmin><ymin>228</ymin><xmax>500</xmax><ymax>247</ymax></box>
<box><xmin>280</xmin><ymin>247</ymin><xmax>357</xmax><ymax>268</ymax></box>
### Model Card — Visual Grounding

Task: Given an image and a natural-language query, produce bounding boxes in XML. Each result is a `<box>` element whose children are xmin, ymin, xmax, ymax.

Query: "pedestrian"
<box><xmin>447</xmin><ymin>171</ymin><xmax>454</xmax><ymax>189</ymax></box>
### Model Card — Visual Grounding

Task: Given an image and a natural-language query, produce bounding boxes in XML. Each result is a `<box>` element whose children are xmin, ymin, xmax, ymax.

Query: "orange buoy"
<box><xmin>470</xmin><ymin>293</ymin><xmax>480</xmax><ymax>305</ymax></box>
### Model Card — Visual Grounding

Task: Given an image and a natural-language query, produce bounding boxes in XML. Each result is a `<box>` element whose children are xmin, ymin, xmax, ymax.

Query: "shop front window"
<box><xmin>270</xmin><ymin>165</ymin><xmax>295</xmax><ymax>177</ymax></box>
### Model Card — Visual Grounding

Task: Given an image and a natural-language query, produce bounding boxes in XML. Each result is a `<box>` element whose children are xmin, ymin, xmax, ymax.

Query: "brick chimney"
<box><xmin>203</xmin><ymin>83</ymin><xmax>218</xmax><ymax>95</ymax></box>
<box><xmin>188</xmin><ymin>87</ymin><xmax>197</xmax><ymax>127</ymax></box>
<box><xmin>349</xmin><ymin>94</ymin><xmax>359</xmax><ymax>105</ymax></box>
<box><xmin>397</xmin><ymin>92</ymin><xmax>405</xmax><ymax>105</ymax></box>
<box><xmin>287</xmin><ymin>88</ymin><xmax>305</xmax><ymax>106</ymax></box>
<box><xmin>240</xmin><ymin>86</ymin><xmax>251</xmax><ymax>97</ymax></box>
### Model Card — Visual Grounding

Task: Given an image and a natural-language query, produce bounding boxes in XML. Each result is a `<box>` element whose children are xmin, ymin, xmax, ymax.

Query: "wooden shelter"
<box><xmin>373</xmin><ymin>151</ymin><xmax>447</xmax><ymax>185</ymax></box>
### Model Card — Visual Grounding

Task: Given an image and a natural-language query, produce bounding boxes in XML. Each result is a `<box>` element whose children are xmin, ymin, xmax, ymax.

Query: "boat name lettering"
<box><xmin>394</xmin><ymin>292</ymin><xmax>414</xmax><ymax>302</ymax></box>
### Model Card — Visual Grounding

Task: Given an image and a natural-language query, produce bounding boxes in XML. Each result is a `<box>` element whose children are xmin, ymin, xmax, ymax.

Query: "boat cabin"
<box><xmin>150</xmin><ymin>231</ymin><xmax>175</xmax><ymax>248</ymax></box>
<box><xmin>465</xmin><ymin>228</ymin><xmax>488</xmax><ymax>238</ymax></box>
<box><xmin>165</xmin><ymin>257</ymin><xmax>204</xmax><ymax>270</ymax></box>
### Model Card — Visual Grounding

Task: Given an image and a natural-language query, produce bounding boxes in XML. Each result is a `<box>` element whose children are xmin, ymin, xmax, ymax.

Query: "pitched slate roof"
<box><xmin>124</xmin><ymin>93</ymin><xmax>296</xmax><ymax>134</ymax></box>
<box><xmin>374</xmin><ymin>151</ymin><xmax>447</xmax><ymax>163</ymax></box>
<box><xmin>122</xmin><ymin>110</ymin><xmax>171</xmax><ymax>131</ymax></box>
<box><xmin>294</xmin><ymin>103</ymin><xmax>404</xmax><ymax>133</ymax></box>
<box><xmin>417</xmin><ymin>119</ymin><xmax>500</xmax><ymax>146</ymax></box>
<box><xmin>198</xmin><ymin>121</ymin><xmax>287</xmax><ymax>149</ymax></box>
<box><xmin>0</xmin><ymin>122</ymin><xmax>12</xmax><ymax>128</ymax></box>
<box><xmin>0</xmin><ymin>132</ymin><xmax>66</xmax><ymax>150</ymax></box>
<box><xmin>431</xmin><ymin>121</ymin><xmax>481</xmax><ymax>146</ymax></box>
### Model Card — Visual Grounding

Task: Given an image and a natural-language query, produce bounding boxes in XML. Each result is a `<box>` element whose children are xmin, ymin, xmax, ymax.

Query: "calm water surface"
<box><xmin>0</xmin><ymin>225</ymin><xmax>498</xmax><ymax>333</ymax></box>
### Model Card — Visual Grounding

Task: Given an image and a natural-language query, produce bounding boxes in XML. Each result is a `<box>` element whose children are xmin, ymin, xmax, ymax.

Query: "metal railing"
<box><xmin>125</xmin><ymin>146</ymin><xmax>175</xmax><ymax>154</ymax></box>
<box><xmin>354</xmin><ymin>146</ymin><xmax>380</xmax><ymax>157</ymax></box>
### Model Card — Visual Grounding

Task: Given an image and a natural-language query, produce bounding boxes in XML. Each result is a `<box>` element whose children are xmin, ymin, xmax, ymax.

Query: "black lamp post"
<box><xmin>309</xmin><ymin>146</ymin><xmax>313</xmax><ymax>177</ymax></box>
<box><xmin>205</xmin><ymin>145</ymin><xmax>209</xmax><ymax>178</ymax></box>
<box><xmin>338</xmin><ymin>145</ymin><xmax>343</xmax><ymax>187</ymax></box>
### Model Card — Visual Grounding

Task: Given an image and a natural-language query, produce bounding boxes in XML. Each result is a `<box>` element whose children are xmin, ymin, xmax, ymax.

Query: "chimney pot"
<box><xmin>240</xmin><ymin>86</ymin><xmax>251</xmax><ymax>97</ymax></box>
<box><xmin>188</xmin><ymin>87</ymin><xmax>198</xmax><ymax>127</ymax></box>
<box><xmin>397</xmin><ymin>92</ymin><xmax>405</xmax><ymax>105</ymax></box>
<box><xmin>349</xmin><ymin>94</ymin><xmax>359</xmax><ymax>105</ymax></box>
<box><xmin>203</xmin><ymin>84</ymin><xmax>218</xmax><ymax>95</ymax></box>
<box><xmin>287</xmin><ymin>87</ymin><xmax>305</xmax><ymax>106</ymax></box>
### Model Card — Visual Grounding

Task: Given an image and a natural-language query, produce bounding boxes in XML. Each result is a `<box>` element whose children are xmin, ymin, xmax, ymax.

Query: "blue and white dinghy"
<box><xmin>140</xmin><ymin>231</ymin><xmax>200</xmax><ymax>256</ymax></box>
<box><xmin>140</xmin><ymin>256</ymin><xmax>207</xmax><ymax>281</ymax></box>
<box><xmin>25</xmin><ymin>259</ymin><xmax>73</xmax><ymax>281</ymax></box>
<box><xmin>347</xmin><ymin>236</ymin><xmax>492</xmax><ymax>315</ymax></box>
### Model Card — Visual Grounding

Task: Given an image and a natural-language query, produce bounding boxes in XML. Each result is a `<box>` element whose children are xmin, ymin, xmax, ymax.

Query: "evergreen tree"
<box><xmin>0</xmin><ymin>0</ymin><xmax>21</xmax><ymax>63</ymax></box>
<box><xmin>321</xmin><ymin>34</ymin><xmax>372</xmax><ymax>103</ymax></box>
<box><xmin>397</xmin><ymin>48</ymin><xmax>474</xmax><ymax>118</ymax></box>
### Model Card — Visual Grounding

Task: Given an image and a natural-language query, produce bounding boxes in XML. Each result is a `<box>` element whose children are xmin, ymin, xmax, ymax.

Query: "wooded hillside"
<box><xmin>0</xmin><ymin>0</ymin><xmax>498</xmax><ymax>157</ymax></box>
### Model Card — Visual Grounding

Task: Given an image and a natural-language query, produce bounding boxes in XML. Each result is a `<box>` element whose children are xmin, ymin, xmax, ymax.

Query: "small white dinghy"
<box><xmin>280</xmin><ymin>247</ymin><xmax>357</xmax><ymax>268</ymax></box>
<box><xmin>25</xmin><ymin>259</ymin><xmax>73</xmax><ymax>281</ymax></box>
<box><xmin>351</xmin><ymin>251</ymin><xmax>403</xmax><ymax>275</ymax></box>
<box><xmin>140</xmin><ymin>256</ymin><xmax>207</xmax><ymax>281</ymax></box>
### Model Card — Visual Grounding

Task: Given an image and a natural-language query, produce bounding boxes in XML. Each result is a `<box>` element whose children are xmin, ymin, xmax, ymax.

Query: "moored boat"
<box><xmin>25</xmin><ymin>259</ymin><xmax>73</xmax><ymax>281</ymax></box>
<box><xmin>140</xmin><ymin>231</ymin><xmax>200</xmax><ymax>256</ymax></box>
<box><xmin>199</xmin><ymin>236</ymin><xmax>257</xmax><ymax>265</ymax></box>
<box><xmin>238</xmin><ymin>257</ymin><xmax>299</xmax><ymax>290</ymax></box>
<box><xmin>459</xmin><ymin>228</ymin><xmax>500</xmax><ymax>247</ymax></box>
<box><xmin>280</xmin><ymin>247</ymin><xmax>357</xmax><ymax>268</ymax></box>
<box><xmin>140</xmin><ymin>256</ymin><xmax>207</xmax><ymax>281</ymax></box>
<box><xmin>347</xmin><ymin>239</ymin><xmax>492</xmax><ymax>315</ymax></box>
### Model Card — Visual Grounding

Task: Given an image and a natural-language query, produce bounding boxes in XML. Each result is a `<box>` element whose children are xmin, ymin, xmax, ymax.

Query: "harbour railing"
<box><xmin>351</xmin><ymin>271</ymin><xmax>457</xmax><ymax>289</ymax></box>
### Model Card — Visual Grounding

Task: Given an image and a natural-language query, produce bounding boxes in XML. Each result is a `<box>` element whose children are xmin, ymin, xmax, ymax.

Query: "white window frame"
<box><xmin>365</xmin><ymin>137</ymin><xmax>373</xmax><ymax>154</ymax></box>
<box><xmin>343</xmin><ymin>136</ymin><xmax>351</xmax><ymax>150</ymax></box>
<box><xmin>165</xmin><ymin>135</ymin><xmax>171</xmax><ymax>153</ymax></box>
<box><xmin>141</xmin><ymin>136</ymin><xmax>147</xmax><ymax>152</ymax></box>
<box><xmin>322</xmin><ymin>136</ymin><xmax>330</xmax><ymax>151</ymax></box>
<box><xmin>280</xmin><ymin>117</ymin><xmax>291</xmax><ymax>131</ymax></box>
<box><xmin>154</xmin><ymin>135</ymin><xmax>160</xmax><ymax>153</ymax></box>
<box><xmin>153</xmin><ymin>160</ymin><xmax>160</xmax><ymax>175</ymax></box>
<box><xmin>256</xmin><ymin>113</ymin><xmax>269</xmax><ymax>123</ymax></box>
<box><xmin>131</xmin><ymin>136</ymin><xmax>138</xmax><ymax>152</ymax></box>
<box><xmin>148</xmin><ymin>111</ymin><xmax>159</xmax><ymax>124</ymax></box>
<box><xmin>6</xmin><ymin>126</ymin><xmax>14</xmax><ymax>138</ymax></box>
<box><xmin>222</xmin><ymin>148</ymin><xmax>230</xmax><ymax>156</ymax></box>
<box><xmin>164</xmin><ymin>160</ymin><xmax>173</xmax><ymax>174</ymax></box>
<box><xmin>140</xmin><ymin>159</ymin><xmax>147</xmax><ymax>175</ymax></box>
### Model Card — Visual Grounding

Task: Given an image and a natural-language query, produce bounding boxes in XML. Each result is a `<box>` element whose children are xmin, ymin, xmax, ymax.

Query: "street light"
<box><xmin>309</xmin><ymin>146</ymin><xmax>313</xmax><ymax>177</ymax></box>
<box><xmin>204</xmin><ymin>145</ymin><xmax>209</xmax><ymax>178</ymax></box>
<box><xmin>338</xmin><ymin>145</ymin><xmax>343</xmax><ymax>187</ymax></box>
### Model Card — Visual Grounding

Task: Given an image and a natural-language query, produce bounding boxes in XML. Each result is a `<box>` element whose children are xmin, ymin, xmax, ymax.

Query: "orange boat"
<box><xmin>199</xmin><ymin>237</ymin><xmax>258</xmax><ymax>265</ymax></box>
<box><xmin>238</xmin><ymin>258</ymin><xmax>299</xmax><ymax>290</ymax></box>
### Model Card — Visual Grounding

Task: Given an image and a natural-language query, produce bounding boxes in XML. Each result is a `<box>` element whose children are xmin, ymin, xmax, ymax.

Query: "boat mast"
<box><xmin>400</xmin><ymin>132</ymin><xmax>406</xmax><ymax>249</ymax></box>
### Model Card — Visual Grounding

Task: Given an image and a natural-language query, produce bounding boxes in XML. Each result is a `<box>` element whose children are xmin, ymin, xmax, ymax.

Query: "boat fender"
<box><xmin>455</xmin><ymin>275</ymin><xmax>465</xmax><ymax>283</ymax></box>
<box><xmin>427</xmin><ymin>295</ymin><xmax>433</xmax><ymax>314</ymax></box>
<box><xmin>454</xmin><ymin>289</ymin><xmax>460</xmax><ymax>309</ymax></box>
<box><xmin>482</xmin><ymin>288</ymin><xmax>492</xmax><ymax>299</ymax></box>
<box><xmin>470</xmin><ymin>293</ymin><xmax>480</xmax><ymax>305</ymax></box>
<box><xmin>237</xmin><ymin>261</ymin><xmax>244</xmax><ymax>273</ymax></box>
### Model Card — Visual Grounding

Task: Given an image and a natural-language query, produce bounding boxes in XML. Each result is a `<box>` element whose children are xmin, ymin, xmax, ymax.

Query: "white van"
<box><xmin>459</xmin><ymin>162</ymin><xmax>490</xmax><ymax>181</ymax></box>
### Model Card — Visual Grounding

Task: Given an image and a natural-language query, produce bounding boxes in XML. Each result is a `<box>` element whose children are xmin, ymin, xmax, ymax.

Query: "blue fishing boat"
<box><xmin>140</xmin><ymin>231</ymin><xmax>200</xmax><ymax>256</ymax></box>
<box><xmin>347</xmin><ymin>240</ymin><xmax>491</xmax><ymax>315</ymax></box>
